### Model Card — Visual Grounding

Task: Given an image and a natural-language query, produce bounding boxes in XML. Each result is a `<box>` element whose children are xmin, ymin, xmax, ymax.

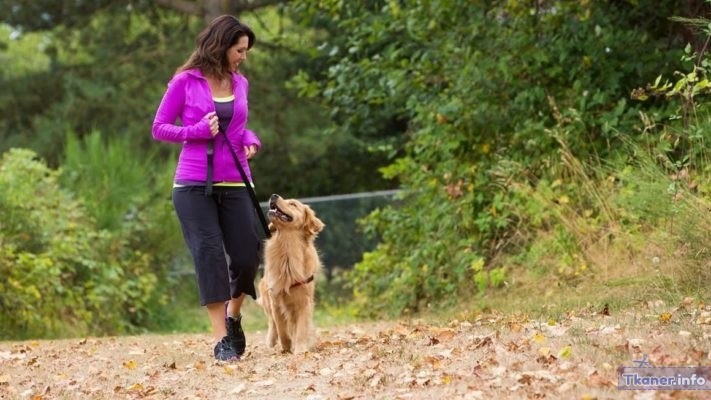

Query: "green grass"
<box><xmin>151</xmin><ymin>274</ymin><xmax>360</xmax><ymax>335</ymax></box>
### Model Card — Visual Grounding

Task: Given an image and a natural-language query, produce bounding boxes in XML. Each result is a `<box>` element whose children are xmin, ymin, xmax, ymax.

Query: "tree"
<box><xmin>156</xmin><ymin>0</ymin><xmax>291</xmax><ymax>22</ymax></box>
<box><xmin>0</xmin><ymin>0</ymin><xmax>293</xmax><ymax>31</ymax></box>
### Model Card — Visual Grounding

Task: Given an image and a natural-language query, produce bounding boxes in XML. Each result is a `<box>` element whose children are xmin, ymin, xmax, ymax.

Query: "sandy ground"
<box><xmin>1</xmin><ymin>301</ymin><xmax>710</xmax><ymax>400</ymax></box>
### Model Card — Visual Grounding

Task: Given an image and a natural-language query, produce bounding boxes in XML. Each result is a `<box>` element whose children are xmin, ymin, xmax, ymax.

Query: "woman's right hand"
<box><xmin>205</xmin><ymin>111</ymin><xmax>219</xmax><ymax>136</ymax></box>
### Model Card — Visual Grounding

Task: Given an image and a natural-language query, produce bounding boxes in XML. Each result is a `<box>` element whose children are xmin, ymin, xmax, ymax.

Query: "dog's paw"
<box><xmin>291</xmin><ymin>344</ymin><xmax>309</xmax><ymax>355</ymax></box>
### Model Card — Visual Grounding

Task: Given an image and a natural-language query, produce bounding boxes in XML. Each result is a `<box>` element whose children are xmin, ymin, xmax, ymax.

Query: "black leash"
<box><xmin>206</xmin><ymin>141</ymin><xmax>214</xmax><ymax>196</ymax></box>
<box><xmin>207</xmin><ymin>135</ymin><xmax>271</xmax><ymax>239</ymax></box>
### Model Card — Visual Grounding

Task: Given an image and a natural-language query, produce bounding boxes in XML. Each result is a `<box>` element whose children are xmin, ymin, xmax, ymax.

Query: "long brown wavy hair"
<box><xmin>177</xmin><ymin>15</ymin><xmax>255</xmax><ymax>80</ymax></box>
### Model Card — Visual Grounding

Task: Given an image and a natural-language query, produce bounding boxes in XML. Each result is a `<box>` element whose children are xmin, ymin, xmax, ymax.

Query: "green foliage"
<box><xmin>1</xmin><ymin>0</ymin><xmax>708</xmax><ymax>335</ymax></box>
<box><xmin>0</xmin><ymin>149</ymin><xmax>162</xmax><ymax>339</ymax></box>
<box><xmin>244</xmin><ymin>7</ymin><xmax>395</xmax><ymax>196</ymax></box>
<box><xmin>1</xmin><ymin>3</ymin><xmax>390</xmax><ymax>197</ymax></box>
<box><xmin>62</xmin><ymin>131</ymin><xmax>154</xmax><ymax>230</ymax></box>
<box><xmin>59</xmin><ymin>130</ymin><xmax>197</xmax><ymax>332</ymax></box>
<box><xmin>631</xmin><ymin>34</ymin><xmax>711</xmax><ymax>170</ymax></box>
<box><xmin>293</xmin><ymin>0</ymin><xmax>704</xmax><ymax>316</ymax></box>
<box><xmin>0</xmin><ymin>0</ymin><xmax>119</xmax><ymax>32</ymax></box>
<box><xmin>0</xmin><ymin>24</ymin><xmax>57</xmax><ymax>146</ymax></box>
<box><xmin>1</xmin><ymin>1</ymin><xmax>392</xmax><ymax>337</ymax></box>
<box><xmin>504</xmin><ymin>26</ymin><xmax>711</xmax><ymax>297</ymax></box>
<box><xmin>0</xmin><ymin>9</ymin><xmax>199</xmax><ymax>164</ymax></box>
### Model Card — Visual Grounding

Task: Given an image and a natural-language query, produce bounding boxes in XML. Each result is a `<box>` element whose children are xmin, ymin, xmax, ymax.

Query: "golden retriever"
<box><xmin>257</xmin><ymin>194</ymin><xmax>325</xmax><ymax>354</ymax></box>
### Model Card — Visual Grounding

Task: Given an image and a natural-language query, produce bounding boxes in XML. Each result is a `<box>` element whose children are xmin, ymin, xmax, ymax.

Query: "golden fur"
<box><xmin>257</xmin><ymin>194</ymin><xmax>324</xmax><ymax>354</ymax></box>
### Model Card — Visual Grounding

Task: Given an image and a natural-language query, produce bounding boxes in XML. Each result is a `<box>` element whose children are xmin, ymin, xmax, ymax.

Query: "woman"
<box><xmin>152</xmin><ymin>15</ymin><xmax>261</xmax><ymax>361</ymax></box>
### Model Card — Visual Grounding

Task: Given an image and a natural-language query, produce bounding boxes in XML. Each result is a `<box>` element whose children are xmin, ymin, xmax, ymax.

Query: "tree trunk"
<box><xmin>203</xmin><ymin>0</ymin><xmax>223</xmax><ymax>23</ymax></box>
<box><xmin>155</xmin><ymin>0</ymin><xmax>292</xmax><ymax>22</ymax></box>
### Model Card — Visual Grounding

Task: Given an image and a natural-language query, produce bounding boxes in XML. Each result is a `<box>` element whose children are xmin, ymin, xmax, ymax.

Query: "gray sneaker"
<box><xmin>213</xmin><ymin>336</ymin><xmax>239</xmax><ymax>361</ymax></box>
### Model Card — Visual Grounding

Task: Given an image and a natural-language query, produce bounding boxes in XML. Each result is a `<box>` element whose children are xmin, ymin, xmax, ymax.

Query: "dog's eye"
<box><xmin>288</xmin><ymin>201</ymin><xmax>297</xmax><ymax>206</ymax></box>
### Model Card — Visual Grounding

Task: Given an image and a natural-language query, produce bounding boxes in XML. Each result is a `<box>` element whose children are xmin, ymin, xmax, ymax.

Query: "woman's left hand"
<box><xmin>244</xmin><ymin>144</ymin><xmax>257</xmax><ymax>159</ymax></box>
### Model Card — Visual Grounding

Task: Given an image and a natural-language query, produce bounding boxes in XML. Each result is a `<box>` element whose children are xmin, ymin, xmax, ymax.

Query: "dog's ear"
<box><xmin>305</xmin><ymin>207</ymin><xmax>325</xmax><ymax>236</ymax></box>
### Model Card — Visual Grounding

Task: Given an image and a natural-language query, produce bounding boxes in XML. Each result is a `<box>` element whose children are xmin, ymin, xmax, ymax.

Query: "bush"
<box><xmin>0</xmin><ymin>148</ymin><xmax>162</xmax><ymax>339</ymax></box>
<box><xmin>299</xmin><ymin>1</ymin><xmax>704</xmax><ymax>317</ymax></box>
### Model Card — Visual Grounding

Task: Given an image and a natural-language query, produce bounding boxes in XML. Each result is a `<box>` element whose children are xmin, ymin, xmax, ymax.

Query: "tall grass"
<box><xmin>484</xmin><ymin>127</ymin><xmax>710</xmax><ymax>318</ymax></box>
<box><xmin>62</xmin><ymin>130</ymin><xmax>156</xmax><ymax>230</ymax></box>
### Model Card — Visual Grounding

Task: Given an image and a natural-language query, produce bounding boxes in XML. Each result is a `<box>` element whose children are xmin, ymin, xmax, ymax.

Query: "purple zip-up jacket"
<box><xmin>152</xmin><ymin>68</ymin><xmax>261</xmax><ymax>184</ymax></box>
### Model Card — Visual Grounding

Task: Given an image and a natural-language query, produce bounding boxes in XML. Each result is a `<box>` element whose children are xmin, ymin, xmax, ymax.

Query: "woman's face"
<box><xmin>227</xmin><ymin>36</ymin><xmax>250</xmax><ymax>72</ymax></box>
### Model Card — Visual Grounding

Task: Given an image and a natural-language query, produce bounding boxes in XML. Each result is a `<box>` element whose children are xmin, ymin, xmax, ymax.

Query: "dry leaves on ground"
<box><xmin>1</xmin><ymin>299</ymin><xmax>710</xmax><ymax>400</ymax></box>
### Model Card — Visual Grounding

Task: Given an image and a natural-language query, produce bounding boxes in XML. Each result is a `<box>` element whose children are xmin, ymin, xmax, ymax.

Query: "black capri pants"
<box><xmin>172</xmin><ymin>185</ymin><xmax>259</xmax><ymax>306</ymax></box>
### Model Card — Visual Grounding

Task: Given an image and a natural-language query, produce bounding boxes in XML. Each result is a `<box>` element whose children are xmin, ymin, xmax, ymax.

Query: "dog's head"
<box><xmin>268</xmin><ymin>194</ymin><xmax>324</xmax><ymax>237</ymax></box>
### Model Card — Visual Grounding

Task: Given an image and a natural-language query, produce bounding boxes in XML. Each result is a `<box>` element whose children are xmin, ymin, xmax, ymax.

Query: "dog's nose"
<box><xmin>270</xmin><ymin>194</ymin><xmax>280</xmax><ymax>201</ymax></box>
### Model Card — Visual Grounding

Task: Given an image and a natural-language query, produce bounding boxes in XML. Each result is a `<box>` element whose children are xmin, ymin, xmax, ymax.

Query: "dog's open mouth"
<box><xmin>269</xmin><ymin>200</ymin><xmax>293</xmax><ymax>222</ymax></box>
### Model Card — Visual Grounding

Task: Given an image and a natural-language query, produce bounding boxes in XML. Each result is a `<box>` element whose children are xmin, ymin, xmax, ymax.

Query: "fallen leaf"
<box><xmin>505</xmin><ymin>340</ymin><xmax>523</xmax><ymax>352</ymax></box>
<box><xmin>471</xmin><ymin>335</ymin><xmax>494</xmax><ymax>350</ymax></box>
<box><xmin>659</xmin><ymin>312</ymin><xmax>672</xmax><ymax>323</ymax></box>
<box><xmin>223</xmin><ymin>365</ymin><xmax>238</xmax><ymax>374</ymax></box>
<box><xmin>518</xmin><ymin>373</ymin><xmax>533</xmax><ymax>385</ymax></box>
<box><xmin>424</xmin><ymin>356</ymin><xmax>443</xmax><ymax>369</ymax></box>
<box><xmin>435</xmin><ymin>329</ymin><xmax>456</xmax><ymax>342</ymax></box>
<box><xmin>599</xmin><ymin>325</ymin><xmax>619</xmax><ymax>335</ymax></box>
<box><xmin>230</xmin><ymin>383</ymin><xmax>246</xmax><ymax>394</ymax></box>
<box><xmin>122</xmin><ymin>360</ymin><xmax>137</xmax><ymax>370</ymax></box>
<box><xmin>586</xmin><ymin>370</ymin><xmax>612</xmax><ymax>388</ymax></box>
<box><xmin>522</xmin><ymin>370</ymin><xmax>558</xmax><ymax>383</ymax></box>
<box><xmin>369</xmin><ymin>374</ymin><xmax>383</xmax><ymax>387</ymax></box>
<box><xmin>615</xmin><ymin>341</ymin><xmax>630</xmax><ymax>353</ymax></box>
<box><xmin>127</xmin><ymin>383</ymin><xmax>143</xmax><ymax>391</ymax></box>
<box><xmin>437</xmin><ymin>348</ymin><xmax>454</xmax><ymax>358</ymax></box>
<box><xmin>558</xmin><ymin>345</ymin><xmax>573</xmax><ymax>359</ymax></box>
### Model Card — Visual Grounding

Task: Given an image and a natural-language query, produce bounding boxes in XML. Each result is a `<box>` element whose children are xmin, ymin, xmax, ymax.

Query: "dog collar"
<box><xmin>289</xmin><ymin>275</ymin><xmax>314</xmax><ymax>289</ymax></box>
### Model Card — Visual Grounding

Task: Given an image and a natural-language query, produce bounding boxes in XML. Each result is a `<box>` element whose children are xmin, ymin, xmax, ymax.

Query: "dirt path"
<box><xmin>1</xmin><ymin>302</ymin><xmax>710</xmax><ymax>400</ymax></box>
